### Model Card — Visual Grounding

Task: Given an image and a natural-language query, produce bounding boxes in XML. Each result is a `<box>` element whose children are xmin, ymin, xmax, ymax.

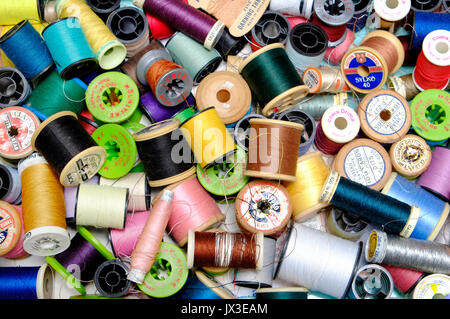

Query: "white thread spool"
<box><xmin>320</xmin><ymin>105</ymin><xmax>361</xmax><ymax>145</ymax></box>
<box><xmin>269</xmin><ymin>0</ymin><xmax>315</xmax><ymax>19</ymax></box>
<box><xmin>373</xmin><ymin>0</ymin><xmax>411</xmax><ymax>22</ymax></box>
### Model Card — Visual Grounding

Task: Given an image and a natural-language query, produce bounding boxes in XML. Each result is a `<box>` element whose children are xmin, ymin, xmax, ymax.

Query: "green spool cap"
<box><xmin>197</xmin><ymin>145</ymin><xmax>248</xmax><ymax>197</ymax></box>
<box><xmin>411</xmin><ymin>89</ymin><xmax>450</xmax><ymax>142</ymax></box>
<box><xmin>92</xmin><ymin>124</ymin><xmax>137</xmax><ymax>179</ymax></box>
<box><xmin>85</xmin><ymin>71</ymin><xmax>139</xmax><ymax>124</ymax></box>
<box><xmin>138</xmin><ymin>242</ymin><xmax>189</xmax><ymax>298</ymax></box>
<box><xmin>77</xmin><ymin>226</ymin><xmax>116</xmax><ymax>261</ymax></box>
<box><xmin>172</xmin><ymin>107</ymin><xmax>196</xmax><ymax>123</ymax></box>
<box><xmin>45</xmin><ymin>256</ymin><xmax>86</xmax><ymax>296</ymax></box>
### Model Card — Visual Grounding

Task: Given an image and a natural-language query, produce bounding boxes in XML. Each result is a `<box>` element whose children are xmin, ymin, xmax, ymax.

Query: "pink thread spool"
<box><xmin>2</xmin><ymin>205</ymin><xmax>28</xmax><ymax>259</ymax></box>
<box><xmin>417</xmin><ymin>146</ymin><xmax>450</xmax><ymax>201</ymax></box>
<box><xmin>109</xmin><ymin>210</ymin><xmax>150</xmax><ymax>258</ymax></box>
<box><xmin>161</xmin><ymin>175</ymin><xmax>225</xmax><ymax>247</ymax></box>
<box><xmin>324</xmin><ymin>29</ymin><xmax>355</xmax><ymax>65</ymax></box>
<box><xmin>287</xmin><ymin>16</ymin><xmax>307</xmax><ymax>28</ymax></box>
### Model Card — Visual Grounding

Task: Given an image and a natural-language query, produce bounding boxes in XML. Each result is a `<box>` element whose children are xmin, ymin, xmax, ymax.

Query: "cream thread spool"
<box><xmin>373</xmin><ymin>0</ymin><xmax>411</xmax><ymax>33</ymax></box>
<box><xmin>302</xmin><ymin>65</ymin><xmax>350</xmax><ymax>94</ymax></box>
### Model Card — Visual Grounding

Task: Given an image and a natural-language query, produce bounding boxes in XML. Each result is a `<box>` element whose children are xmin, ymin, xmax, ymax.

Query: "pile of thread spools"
<box><xmin>0</xmin><ymin>0</ymin><xmax>449</xmax><ymax>300</ymax></box>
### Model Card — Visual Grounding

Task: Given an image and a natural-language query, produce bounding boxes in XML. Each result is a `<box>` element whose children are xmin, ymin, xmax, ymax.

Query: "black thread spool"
<box><xmin>233</xmin><ymin>113</ymin><xmax>266</xmax><ymax>152</ymax></box>
<box><xmin>31</xmin><ymin>111</ymin><xmax>107</xmax><ymax>187</ymax></box>
<box><xmin>133</xmin><ymin>118</ymin><xmax>195</xmax><ymax>188</ymax></box>
<box><xmin>213</xmin><ymin>27</ymin><xmax>247</xmax><ymax>59</ymax></box>
<box><xmin>251</xmin><ymin>11</ymin><xmax>291</xmax><ymax>48</ymax></box>
<box><xmin>86</xmin><ymin>0</ymin><xmax>121</xmax><ymax>21</ymax></box>
<box><xmin>411</xmin><ymin>0</ymin><xmax>442</xmax><ymax>11</ymax></box>
<box><xmin>94</xmin><ymin>259</ymin><xmax>132</xmax><ymax>298</ymax></box>
<box><xmin>0</xmin><ymin>67</ymin><xmax>31</xmax><ymax>108</ymax></box>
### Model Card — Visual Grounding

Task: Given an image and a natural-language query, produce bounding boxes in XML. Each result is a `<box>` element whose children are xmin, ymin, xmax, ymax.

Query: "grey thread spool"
<box><xmin>94</xmin><ymin>259</ymin><xmax>132</xmax><ymax>298</ymax></box>
<box><xmin>0</xmin><ymin>67</ymin><xmax>31</xmax><ymax>108</ymax></box>
<box><xmin>366</xmin><ymin>230</ymin><xmax>450</xmax><ymax>274</ymax></box>
<box><xmin>351</xmin><ymin>264</ymin><xmax>394</xmax><ymax>299</ymax></box>
<box><xmin>251</xmin><ymin>11</ymin><xmax>291</xmax><ymax>48</ymax></box>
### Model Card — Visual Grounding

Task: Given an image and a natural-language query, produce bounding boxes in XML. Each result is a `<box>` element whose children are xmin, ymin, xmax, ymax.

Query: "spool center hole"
<box><xmin>214</xmin><ymin>162</ymin><xmax>234</xmax><ymax>179</ymax></box>
<box><xmin>0</xmin><ymin>78</ymin><xmax>16</xmax><ymax>97</ymax></box>
<box><xmin>216</xmin><ymin>89</ymin><xmax>231</xmax><ymax>103</ymax></box>
<box><xmin>257</xmin><ymin>199</ymin><xmax>271</xmax><ymax>214</ymax></box>
<box><xmin>386</xmin><ymin>0</ymin><xmax>399</xmax><ymax>9</ymax></box>
<box><xmin>8</xmin><ymin>126</ymin><xmax>19</xmax><ymax>137</ymax></box>
<box><xmin>150</xmin><ymin>258</ymin><xmax>172</xmax><ymax>281</ymax></box>
<box><xmin>300</xmin><ymin>32</ymin><xmax>317</xmax><ymax>49</ymax></box>
<box><xmin>426</xmin><ymin>104</ymin><xmax>446</xmax><ymax>125</ymax></box>
<box><xmin>380</xmin><ymin>109</ymin><xmax>391</xmax><ymax>121</ymax></box>
<box><xmin>105</xmin><ymin>271</ymin><xmax>121</xmax><ymax>287</ymax></box>
<box><xmin>40</xmin><ymin>239</ymin><xmax>56</xmax><ymax>250</ymax></box>
<box><xmin>104</xmin><ymin>140</ymin><xmax>121</xmax><ymax>160</ymax></box>
<box><xmin>262</xmin><ymin>21</ymin><xmax>281</xmax><ymax>39</ymax></box>
<box><xmin>102</xmin><ymin>87</ymin><xmax>123</xmax><ymax>107</ymax></box>
<box><xmin>436</xmin><ymin>41</ymin><xmax>449</xmax><ymax>54</ymax></box>
<box><xmin>119</xmin><ymin>17</ymin><xmax>137</xmax><ymax>34</ymax></box>
<box><xmin>324</xmin><ymin>0</ymin><xmax>345</xmax><ymax>15</ymax></box>
<box><xmin>166</xmin><ymin>79</ymin><xmax>185</xmax><ymax>98</ymax></box>
<box><xmin>334</xmin><ymin>117</ymin><xmax>348</xmax><ymax>130</ymax></box>
<box><xmin>357</xmin><ymin>65</ymin><xmax>370</xmax><ymax>77</ymax></box>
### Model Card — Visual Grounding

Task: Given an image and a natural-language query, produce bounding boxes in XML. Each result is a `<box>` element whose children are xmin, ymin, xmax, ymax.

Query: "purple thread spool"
<box><xmin>142</xmin><ymin>0</ymin><xmax>225</xmax><ymax>49</ymax></box>
<box><xmin>140</xmin><ymin>91</ymin><xmax>195</xmax><ymax>123</ymax></box>
<box><xmin>417</xmin><ymin>146</ymin><xmax>450</xmax><ymax>201</ymax></box>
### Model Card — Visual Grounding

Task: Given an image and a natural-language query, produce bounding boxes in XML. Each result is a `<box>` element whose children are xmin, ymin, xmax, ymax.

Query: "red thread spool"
<box><xmin>382</xmin><ymin>264</ymin><xmax>424</xmax><ymax>294</ymax></box>
<box><xmin>312</xmin><ymin>15</ymin><xmax>347</xmax><ymax>43</ymax></box>
<box><xmin>145</xmin><ymin>0</ymin><xmax>188</xmax><ymax>39</ymax></box>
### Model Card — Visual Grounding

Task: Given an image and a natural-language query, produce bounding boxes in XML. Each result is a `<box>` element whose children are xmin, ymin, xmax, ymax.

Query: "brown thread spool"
<box><xmin>245</xmin><ymin>118</ymin><xmax>304</xmax><ymax>182</ymax></box>
<box><xmin>186</xmin><ymin>230</ymin><xmax>264</xmax><ymax>270</ymax></box>
<box><xmin>388</xmin><ymin>74</ymin><xmax>421</xmax><ymax>101</ymax></box>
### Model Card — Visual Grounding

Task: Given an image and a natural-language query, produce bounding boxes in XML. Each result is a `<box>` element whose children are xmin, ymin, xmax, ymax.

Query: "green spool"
<box><xmin>411</xmin><ymin>89</ymin><xmax>450</xmax><ymax>142</ymax></box>
<box><xmin>24</xmin><ymin>70</ymin><xmax>86</xmax><ymax>117</ymax></box>
<box><xmin>138</xmin><ymin>242</ymin><xmax>189</xmax><ymax>298</ymax></box>
<box><xmin>92</xmin><ymin>123</ymin><xmax>137</xmax><ymax>179</ymax></box>
<box><xmin>197</xmin><ymin>145</ymin><xmax>248</xmax><ymax>198</ymax></box>
<box><xmin>172</xmin><ymin>106</ymin><xmax>196</xmax><ymax>123</ymax></box>
<box><xmin>85</xmin><ymin>71</ymin><xmax>139</xmax><ymax>124</ymax></box>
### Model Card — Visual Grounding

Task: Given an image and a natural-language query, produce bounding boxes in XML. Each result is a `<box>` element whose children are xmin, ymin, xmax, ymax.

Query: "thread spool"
<box><xmin>145</xmin><ymin>9</ymin><xmax>176</xmax><ymax>40</ymax></box>
<box><xmin>86</xmin><ymin>0</ymin><xmax>121</xmax><ymax>21</ymax></box>
<box><xmin>320</xmin><ymin>171</ymin><xmax>421</xmax><ymax>237</ymax></box>
<box><xmin>0</xmin><ymin>0</ymin><xmax>45</xmax><ymax>25</ymax></box>
<box><xmin>276</xmin><ymin>109</ymin><xmax>316</xmax><ymax>156</ymax></box>
<box><xmin>180</xmin><ymin>107</ymin><xmax>237</xmax><ymax>169</ymax></box>
<box><xmin>235</xmin><ymin>180</ymin><xmax>292</xmax><ymax>237</ymax></box>
<box><xmin>100</xmin><ymin>172</ymin><xmax>150</xmax><ymax>212</ymax></box>
<box><xmin>413</xmin><ymin>30</ymin><xmax>450</xmax><ymax>91</ymax></box>
<box><xmin>213</xmin><ymin>27</ymin><xmax>247</xmax><ymax>59</ymax></box>
<box><xmin>166</xmin><ymin>32</ymin><xmax>222</xmax><ymax>85</ymax></box>
<box><xmin>137</xmin><ymin>242</ymin><xmax>189</xmax><ymax>298</ymax></box>
<box><xmin>187</xmin><ymin>230</ymin><xmax>264</xmax><ymax>271</ymax></box>
<box><xmin>314</xmin><ymin>105</ymin><xmax>360</xmax><ymax>156</ymax></box>
<box><xmin>411</xmin><ymin>0</ymin><xmax>443</xmax><ymax>11</ymax></box>
<box><xmin>284</xmin><ymin>152</ymin><xmax>330</xmax><ymax>222</ymax></box>
<box><xmin>269</xmin><ymin>0</ymin><xmax>315</xmax><ymax>19</ymax></box>
<box><xmin>0</xmin><ymin>264</ymin><xmax>53</xmax><ymax>299</ymax></box>
<box><xmin>0</xmin><ymin>20</ymin><xmax>54</xmax><ymax>87</ymax></box>
<box><xmin>245</xmin><ymin>118</ymin><xmax>303</xmax><ymax>182</ymax></box>
<box><xmin>302</xmin><ymin>66</ymin><xmax>350</xmax><ymax>94</ymax></box>
<box><xmin>233</xmin><ymin>113</ymin><xmax>266</xmax><ymax>152</ymax></box>
<box><xmin>312</xmin><ymin>0</ymin><xmax>355</xmax><ymax>47</ymax></box>
<box><xmin>94</xmin><ymin>259</ymin><xmax>132</xmax><ymax>298</ymax></box>
<box><xmin>417</xmin><ymin>146</ymin><xmax>450</xmax><ymax>201</ymax></box>
<box><xmin>333</xmin><ymin>138</ymin><xmax>392</xmax><ymax>190</ymax></box>
<box><xmin>382</xmin><ymin>172</ymin><xmax>449</xmax><ymax>241</ymax></box>
<box><xmin>239</xmin><ymin>43</ymin><xmax>309</xmax><ymax>117</ymax></box>
<box><xmin>409</xmin><ymin>11</ymin><xmax>450</xmax><ymax>51</ymax></box>
<box><xmin>2</xmin><ymin>205</ymin><xmax>28</xmax><ymax>259</ymax></box>
<box><xmin>25</xmin><ymin>71</ymin><xmax>87</xmax><ymax>118</ymax></box>
<box><xmin>18</xmin><ymin>153</ymin><xmax>70</xmax><ymax>256</ymax></box>
<box><xmin>382</xmin><ymin>264</ymin><xmax>424</xmax><ymax>295</ymax></box>
<box><xmin>64</xmin><ymin>175</ymin><xmax>99</xmax><ymax>223</ymax></box>
<box><xmin>0</xmin><ymin>201</ymin><xmax>21</xmax><ymax>257</ymax></box>
<box><xmin>31</xmin><ymin>111</ymin><xmax>107</xmax><ymax>187</ymax></box>
<box><xmin>295</xmin><ymin>92</ymin><xmax>358</xmax><ymax>120</ymax></box>
<box><xmin>358</xmin><ymin>89</ymin><xmax>411</xmax><ymax>144</ymax></box>
<box><xmin>106</xmin><ymin>6</ymin><xmax>150</xmax><ymax>58</ymax></box>
<box><xmin>0</xmin><ymin>67</ymin><xmax>31</xmax><ymax>108</ymax></box>
<box><xmin>44</xmin><ymin>0</ymin><xmax>58</xmax><ymax>23</ymax></box>
<box><xmin>389</xmin><ymin>134</ymin><xmax>432</xmax><ymax>179</ymax></box>
<box><xmin>134</xmin><ymin>118</ymin><xmax>195</xmax><ymax>187</ymax></box>
<box><xmin>373</xmin><ymin>0</ymin><xmax>410</xmax><ymax>32</ymax></box>
<box><xmin>156</xmin><ymin>175</ymin><xmax>224</xmax><ymax>247</ymax></box>
<box><xmin>398</xmin><ymin>35</ymin><xmax>420</xmax><ymax>66</ymax></box>
<box><xmin>196</xmin><ymin>146</ymin><xmax>248</xmax><ymax>199</ymax></box>
<box><xmin>350</xmin><ymin>264</ymin><xmax>394</xmax><ymax>299</ymax></box>
<box><xmin>285</xmin><ymin>23</ymin><xmax>328</xmax><ymax>72</ymax></box>
<box><xmin>387</xmin><ymin>73</ymin><xmax>421</xmax><ymax>101</ymax></box>
<box><xmin>109</xmin><ymin>210</ymin><xmax>150</xmax><ymax>257</ymax></box>
<box><xmin>234</xmin><ymin>236</ymin><xmax>277</xmax><ymax>289</ymax></box>
<box><xmin>365</xmin><ymin>229</ymin><xmax>450</xmax><ymax>274</ymax></box>
<box><xmin>176</xmin><ymin>270</ymin><xmax>235</xmax><ymax>299</ymax></box>
<box><xmin>142</xmin><ymin>0</ymin><xmax>225</xmax><ymax>50</ymax></box>
<box><xmin>0</xmin><ymin>106</ymin><xmax>40</xmax><ymax>161</ymax></box>
<box><xmin>412</xmin><ymin>274</ymin><xmax>450</xmax><ymax>299</ymax></box>
<box><xmin>250</xmin><ymin>11</ymin><xmax>291</xmax><ymax>51</ymax></box>
<box><xmin>410</xmin><ymin>89</ymin><xmax>450</xmax><ymax>143</ymax></box>
<box><xmin>341</xmin><ymin>30</ymin><xmax>404</xmax><ymax>93</ymax></box>
<box><xmin>196</xmin><ymin>71</ymin><xmax>251</xmax><ymax>126</ymax></box>
<box><xmin>326</xmin><ymin>207</ymin><xmax>369</xmax><ymax>240</ymax></box>
<box><xmin>42</xmin><ymin>17</ymin><xmax>97</xmax><ymax>80</ymax></box>
<box><xmin>348</xmin><ymin>0</ymin><xmax>372</xmax><ymax>32</ymax></box>
<box><xmin>324</xmin><ymin>28</ymin><xmax>356</xmax><ymax>65</ymax></box>
<box><xmin>274</xmin><ymin>223</ymin><xmax>361</xmax><ymax>299</ymax></box>
<box><xmin>140</xmin><ymin>91</ymin><xmax>195</xmax><ymax>123</ymax></box>
<box><xmin>198</xmin><ymin>229</ymin><xmax>230</xmax><ymax>276</ymax></box>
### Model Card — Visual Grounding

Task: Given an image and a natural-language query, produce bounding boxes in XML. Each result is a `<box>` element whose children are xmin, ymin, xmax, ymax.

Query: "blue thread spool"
<box><xmin>381</xmin><ymin>172</ymin><xmax>449</xmax><ymax>241</ymax></box>
<box><xmin>410</xmin><ymin>11</ymin><xmax>450</xmax><ymax>51</ymax></box>
<box><xmin>176</xmin><ymin>270</ymin><xmax>234</xmax><ymax>299</ymax></box>
<box><xmin>42</xmin><ymin>17</ymin><xmax>97</xmax><ymax>80</ymax></box>
<box><xmin>348</xmin><ymin>0</ymin><xmax>372</xmax><ymax>32</ymax></box>
<box><xmin>0</xmin><ymin>20</ymin><xmax>54</xmax><ymax>87</ymax></box>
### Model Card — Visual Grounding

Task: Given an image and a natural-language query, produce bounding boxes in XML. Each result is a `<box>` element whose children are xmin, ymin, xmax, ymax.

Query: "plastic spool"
<box><xmin>411</xmin><ymin>0</ymin><xmax>443</xmax><ymax>11</ymax></box>
<box><xmin>269</xmin><ymin>0</ymin><xmax>315</xmax><ymax>19</ymax></box>
<box><xmin>250</xmin><ymin>11</ymin><xmax>291</xmax><ymax>51</ymax></box>
<box><xmin>86</xmin><ymin>71</ymin><xmax>139</xmax><ymax>124</ymax></box>
<box><xmin>389</xmin><ymin>134</ymin><xmax>432</xmax><ymax>179</ymax></box>
<box><xmin>165</xmin><ymin>32</ymin><xmax>222</xmax><ymax>85</ymax></box>
<box><xmin>235</xmin><ymin>180</ymin><xmax>292</xmax><ymax>237</ymax></box>
<box><xmin>196</xmin><ymin>71</ymin><xmax>252</xmax><ymax>126</ymax></box>
<box><xmin>373</xmin><ymin>0</ymin><xmax>411</xmax><ymax>31</ymax></box>
<box><xmin>64</xmin><ymin>175</ymin><xmax>99</xmax><ymax>223</ymax></box>
<box><xmin>333</xmin><ymin>138</ymin><xmax>391</xmax><ymax>190</ymax></box>
<box><xmin>44</xmin><ymin>0</ymin><xmax>59</xmax><ymax>23</ymax></box>
<box><xmin>351</xmin><ymin>264</ymin><xmax>394</xmax><ymax>299</ymax></box>
<box><xmin>137</xmin><ymin>242</ymin><xmax>189</xmax><ymax>298</ymax></box>
<box><xmin>196</xmin><ymin>146</ymin><xmax>248</xmax><ymax>199</ymax></box>
<box><xmin>313</xmin><ymin>0</ymin><xmax>355</xmax><ymax>47</ymax></box>
<box><xmin>0</xmin><ymin>67</ymin><xmax>31</xmax><ymax>108</ymax></box>
<box><xmin>213</xmin><ymin>27</ymin><xmax>247</xmax><ymax>59</ymax></box>
<box><xmin>0</xmin><ymin>164</ymin><xmax>21</xmax><ymax>205</ymax></box>
<box><xmin>94</xmin><ymin>259</ymin><xmax>132</xmax><ymax>298</ymax></box>
<box><xmin>358</xmin><ymin>89</ymin><xmax>411</xmax><ymax>144</ymax></box>
<box><xmin>86</xmin><ymin>0</ymin><xmax>121</xmax><ymax>21</ymax></box>
<box><xmin>106</xmin><ymin>6</ymin><xmax>149</xmax><ymax>57</ymax></box>
<box><xmin>233</xmin><ymin>113</ymin><xmax>266</xmax><ymax>152</ymax></box>
<box><xmin>91</xmin><ymin>124</ymin><xmax>137</xmax><ymax>179</ymax></box>
<box><xmin>412</xmin><ymin>274</ymin><xmax>450</xmax><ymax>299</ymax></box>
<box><xmin>326</xmin><ymin>207</ymin><xmax>369</xmax><ymax>240</ymax></box>
<box><xmin>0</xmin><ymin>106</ymin><xmax>40</xmax><ymax>160</ymax></box>
<box><xmin>0</xmin><ymin>201</ymin><xmax>21</xmax><ymax>256</ymax></box>
<box><xmin>410</xmin><ymin>89</ymin><xmax>450</xmax><ymax>143</ymax></box>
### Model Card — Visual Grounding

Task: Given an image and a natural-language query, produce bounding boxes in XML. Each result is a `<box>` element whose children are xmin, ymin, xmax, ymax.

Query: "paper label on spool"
<box><xmin>399</xmin><ymin>206</ymin><xmax>420</xmax><ymax>238</ymax></box>
<box><xmin>364</xmin><ymin>94</ymin><xmax>407</xmax><ymax>136</ymax></box>
<box><xmin>391</xmin><ymin>136</ymin><xmax>431</xmax><ymax>176</ymax></box>
<box><xmin>302</xmin><ymin>67</ymin><xmax>322</xmax><ymax>93</ymax></box>
<box><xmin>413</xmin><ymin>274</ymin><xmax>450</xmax><ymax>299</ymax></box>
<box><xmin>204</xmin><ymin>21</ymin><xmax>225</xmax><ymax>50</ymax></box>
<box><xmin>62</xmin><ymin>153</ymin><xmax>104</xmax><ymax>186</ymax></box>
<box><xmin>319</xmin><ymin>171</ymin><xmax>340</xmax><ymax>203</ymax></box>
<box><xmin>0</xmin><ymin>205</ymin><xmax>19</xmax><ymax>255</ymax></box>
<box><xmin>333</xmin><ymin>92</ymin><xmax>350</xmax><ymax>107</ymax></box>
<box><xmin>343</xmin><ymin>146</ymin><xmax>386</xmax><ymax>187</ymax></box>
<box><xmin>342</xmin><ymin>50</ymin><xmax>385</xmax><ymax>91</ymax></box>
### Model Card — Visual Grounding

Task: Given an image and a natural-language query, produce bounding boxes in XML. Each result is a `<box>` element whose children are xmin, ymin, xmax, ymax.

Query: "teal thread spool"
<box><xmin>42</xmin><ymin>17</ymin><xmax>97</xmax><ymax>80</ymax></box>
<box><xmin>24</xmin><ymin>70</ymin><xmax>86</xmax><ymax>117</ymax></box>
<box><xmin>165</xmin><ymin>31</ymin><xmax>222</xmax><ymax>85</ymax></box>
<box><xmin>295</xmin><ymin>92</ymin><xmax>358</xmax><ymax>120</ymax></box>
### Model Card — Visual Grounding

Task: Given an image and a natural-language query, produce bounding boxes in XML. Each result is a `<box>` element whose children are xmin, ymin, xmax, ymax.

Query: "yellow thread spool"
<box><xmin>284</xmin><ymin>151</ymin><xmax>331</xmax><ymax>222</ymax></box>
<box><xmin>180</xmin><ymin>107</ymin><xmax>237</xmax><ymax>169</ymax></box>
<box><xmin>0</xmin><ymin>0</ymin><xmax>43</xmax><ymax>25</ymax></box>
<box><xmin>56</xmin><ymin>0</ymin><xmax>127</xmax><ymax>70</ymax></box>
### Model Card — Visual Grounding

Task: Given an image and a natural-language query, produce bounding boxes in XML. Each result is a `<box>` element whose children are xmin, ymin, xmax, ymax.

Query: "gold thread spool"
<box><xmin>302</xmin><ymin>66</ymin><xmax>350</xmax><ymax>94</ymax></box>
<box><xmin>284</xmin><ymin>151</ymin><xmax>331</xmax><ymax>222</ymax></box>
